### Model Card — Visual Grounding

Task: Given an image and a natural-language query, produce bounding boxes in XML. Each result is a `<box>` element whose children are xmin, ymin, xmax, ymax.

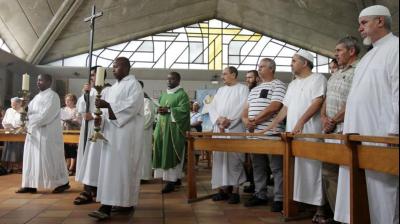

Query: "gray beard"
<box><xmin>363</xmin><ymin>36</ymin><xmax>372</xmax><ymax>46</ymax></box>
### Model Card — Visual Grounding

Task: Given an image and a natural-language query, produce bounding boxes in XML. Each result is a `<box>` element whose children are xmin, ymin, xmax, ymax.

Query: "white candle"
<box><xmin>95</xmin><ymin>67</ymin><xmax>105</xmax><ymax>86</ymax></box>
<box><xmin>22</xmin><ymin>73</ymin><xmax>30</xmax><ymax>91</ymax></box>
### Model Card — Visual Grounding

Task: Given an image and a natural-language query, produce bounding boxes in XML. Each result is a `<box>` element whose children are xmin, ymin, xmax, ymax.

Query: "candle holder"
<box><xmin>89</xmin><ymin>85</ymin><xmax>108</xmax><ymax>143</ymax></box>
<box><xmin>14</xmin><ymin>90</ymin><xmax>30</xmax><ymax>134</ymax></box>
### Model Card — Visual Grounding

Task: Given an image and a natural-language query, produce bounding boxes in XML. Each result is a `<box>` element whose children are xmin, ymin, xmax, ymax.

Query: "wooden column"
<box><xmin>282</xmin><ymin>132</ymin><xmax>298</xmax><ymax>219</ymax></box>
<box><xmin>345</xmin><ymin>134</ymin><xmax>370</xmax><ymax>224</ymax></box>
<box><xmin>186</xmin><ymin>133</ymin><xmax>197</xmax><ymax>202</ymax></box>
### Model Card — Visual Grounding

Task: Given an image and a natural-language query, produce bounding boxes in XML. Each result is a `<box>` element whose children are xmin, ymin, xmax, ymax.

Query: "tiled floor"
<box><xmin>0</xmin><ymin>163</ymin><xmax>312</xmax><ymax>224</ymax></box>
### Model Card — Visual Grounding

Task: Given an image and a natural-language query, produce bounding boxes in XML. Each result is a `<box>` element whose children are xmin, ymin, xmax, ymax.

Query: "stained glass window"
<box><xmin>0</xmin><ymin>37</ymin><xmax>12</xmax><ymax>53</ymax></box>
<box><xmin>45</xmin><ymin>19</ymin><xmax>331</xmax><ymax>73</ymax></box>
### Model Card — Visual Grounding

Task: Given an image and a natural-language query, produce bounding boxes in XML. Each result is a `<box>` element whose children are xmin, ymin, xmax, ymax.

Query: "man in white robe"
<box><xmin>260</xmin><ymin>50</ymin><xmax>327</xmax><ymax>217</ymax></box>
<box><xmin>209</xmin><ymin>66</ymin><xmax>249</xmax><ymax>204</ymax></box>
<box><xmin>340</xmin><ymin>5</ymin><xmax>399</xmax><ymax>224</ymax></box>
<box><xmin>74</xmin><ymin>66</ymin><xmax>109</xmax><ymax>205</ymax></box>
<box><xmin>88</xmin><ymin>57</ymin><xmax>144</xmax><ymax>220</ymax></box>
<box><xmin>138</xmin><ymin>80</ymin><xmax>155</xmax><ymax>181</ymax></box>
<box><xmin>16</xmin><ymin>74</ymin><xmax>70</xmax><ymax>194</ymax></box>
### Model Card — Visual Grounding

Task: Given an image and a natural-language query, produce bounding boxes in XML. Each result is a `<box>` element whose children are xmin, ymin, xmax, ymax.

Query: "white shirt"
<box><xmin>283</xmin><ymin>73</ymin><xmax>327</xmax><ymax>206</ymax></box>
<box><xmin>96</xmin><ymin>75</ymin><xmax>144</xmax><ymax>207</ymax></box>
<box><xmin>22</xmin><ymin>88</ymin><xmax>69</xmax><ymax>189</ymax></box>
<box><xmin>2</xmin><ymin>108</ymin><xmax>22</xmax><ymax>130</ymax></box>
<box><xmin>283</xmin><ymin>73</ymin><xmax>327</xmax><ymax>133</ymax></box>
<box><xmin>208</xmin><ymin>83</ymin><xmax>249</xmax><ymax>130</ymax></box>
<box><xmin>344</xmin><ymin>33</ymin><xmax>399</xmax><ymax>136</ymax></box>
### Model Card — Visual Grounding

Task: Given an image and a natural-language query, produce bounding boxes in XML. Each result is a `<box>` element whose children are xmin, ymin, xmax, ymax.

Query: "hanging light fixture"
<box><xmin>210</xmin><ymin>74</ymin><xmax>219</xmax><ymax>84</ymax></box>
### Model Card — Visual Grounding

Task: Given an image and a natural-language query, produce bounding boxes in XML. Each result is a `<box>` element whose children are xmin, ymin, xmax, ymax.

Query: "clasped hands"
<box><xmin>246</xmin><ymin>118</ymin><xmax>257</xmax><ymax>133</ymax></box>
<box><xmin>157</xmin><ymin>106</ymin><xmax>170</xmax><ymax>115</ymax></box>
<box><xmin>321</xmin><ymin>116</ymin><xmax>337</xmax><ymax>134</ymax></box>
<box><xmin>217</xmin><ymin>117</ymin><xmax>231</xmax><ymax>132</ymax></box>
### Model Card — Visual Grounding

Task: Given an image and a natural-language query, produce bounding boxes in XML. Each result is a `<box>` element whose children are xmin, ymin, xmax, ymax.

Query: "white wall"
<box><xmin>67</xmin><ymin>78</ymin><xmax>224</xmax><ymax>100</ymax></box>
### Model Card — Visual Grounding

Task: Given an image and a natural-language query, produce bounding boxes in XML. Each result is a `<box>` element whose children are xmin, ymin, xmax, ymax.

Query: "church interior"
<box><xmin>0</xmin><ymin>0</ymin><xmax>399</xmax><ymax>223</ymax></box>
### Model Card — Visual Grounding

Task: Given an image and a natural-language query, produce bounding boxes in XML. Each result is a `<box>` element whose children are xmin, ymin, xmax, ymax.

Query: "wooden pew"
<box><xmin>0</xmin><ymin>129</ymin><xmax>80</xmax><ymax>143</ymax></box>
<box><xmin>186</xmin><ymin>132</ymin><xmax>399</xmax><ymax>223</ymax></box>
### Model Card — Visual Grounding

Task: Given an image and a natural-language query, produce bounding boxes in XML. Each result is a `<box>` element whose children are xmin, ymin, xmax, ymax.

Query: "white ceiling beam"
<box><xmin>26</xmin><ymin>0</ymin><xmax>84</xmax><ymax>65</ymax></box>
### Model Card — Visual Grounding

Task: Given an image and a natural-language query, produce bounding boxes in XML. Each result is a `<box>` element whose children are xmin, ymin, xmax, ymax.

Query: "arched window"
<box><xmin>46</xmin><ymin>19</ymin><xmax>330</xmax><ymax>73</ymax></box>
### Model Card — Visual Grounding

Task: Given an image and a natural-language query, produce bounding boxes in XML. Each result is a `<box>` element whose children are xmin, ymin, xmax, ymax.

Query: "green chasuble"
<box><xmin>153</xmin><ymin>88</ymin><xmax>190</xmax><ymax>169</ymax></box>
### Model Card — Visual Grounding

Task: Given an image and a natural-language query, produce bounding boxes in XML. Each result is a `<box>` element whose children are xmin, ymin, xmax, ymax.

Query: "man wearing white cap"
<box><xmin>260</xmin><ymin>50</ymin><xmax>327</xmax><ymax>220</ymax></box>
<box><xmin>338</xmin><ymin>5</ymin><xmax>399</xmax><ymax>224</ymax></box>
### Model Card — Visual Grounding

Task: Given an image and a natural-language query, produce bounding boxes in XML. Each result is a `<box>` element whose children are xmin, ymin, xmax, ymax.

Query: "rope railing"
<box><xmin>186</xmin><ymin>131</ymin><xmax>399</xmax><ymax>224</ymax></box>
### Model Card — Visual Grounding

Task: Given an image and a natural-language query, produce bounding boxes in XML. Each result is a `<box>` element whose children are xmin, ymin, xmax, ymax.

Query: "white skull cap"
<box><xmin>295</xmin><ymin>49</ymin><xmax>314</xmax><ymax>64</ymax></box>
<box><xmin>359</xmin><ymin>5</ymin><xmax>391</xmax><ymax>18</ymax></box>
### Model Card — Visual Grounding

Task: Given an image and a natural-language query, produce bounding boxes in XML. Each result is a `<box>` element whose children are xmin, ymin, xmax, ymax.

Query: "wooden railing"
<box><xmin>0</xmin><ymin>129</ymin><xmax>80</xmax><ymax>143</ymax></box>
<box><xmin>186</xmin><ymin>132</ymin><xmax>399</xmax><ymax>224</ymax></box>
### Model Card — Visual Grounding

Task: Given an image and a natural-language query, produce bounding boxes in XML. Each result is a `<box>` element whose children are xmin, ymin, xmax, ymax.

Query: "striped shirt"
<box><xmin>247</xmin><ymin>79</ymin><xmax>287</xmax><ymax>134</ymax></box>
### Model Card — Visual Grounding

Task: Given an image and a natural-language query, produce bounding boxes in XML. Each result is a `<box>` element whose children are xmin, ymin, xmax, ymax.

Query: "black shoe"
<box><xmin>244</xmin><ymin>195</ymin><xmax>268</xmax><ymax>207</ymax></box>
<box><xmin>227</xmin><ymin>193</ymin><xmax>240</xmax><ymax>204</ymax></box>
<box><xmin>88</xmin><ymin>210</ymin><xmax>110</xmax><ymax>220</ymax></box>
<box><xmin>270</xmin><ymin>201</ymin><xmax>283</xmax><ymax>212</ymax></box>
<box><xmin>52</xmin><ymin>182</ymin><xmax>70</xmax><ymax>193</ymax></box>
<box><xmin>111</xmin><ymin>206</ymin><xmax>134</xmax><ymax>213</ymax></box>
<box><xmin>161</xmin><ymin>182</ymin><xmax>175</xmax><ymax>193</ymax></box>
<box><xmin>140</xmin><ymin>180</ymin><xmax>150</xmax><ymax>184</ymax></box>
<box><xmin>243</xmin><ymin>184</ymin><xmax>255</xmax><ymax>193</ymax></box>
<box><xmin>89</xmin><ymin>204</ymin><xmax>112</xmax><ymax>219</ymax></box>
<box><xmin>211</xmin><ymin>192</ymin><xmax>229</xmax><ymax>201</ymax></box>
<box><xmin>15</xmin><ymin>187</ymin><xmax>37</xmax><ymax>194</ymax></box>
<box><xmin>175</xmin><ymin>179</ymin><xmax>182</xmax><ymax>186</ymax></box>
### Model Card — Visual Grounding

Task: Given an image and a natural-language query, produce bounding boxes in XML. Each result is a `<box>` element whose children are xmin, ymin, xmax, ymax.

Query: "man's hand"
<box><xmin>95</xmin><ymin>99</ymin><xmax>110</xmax><ymax>108</ymax></box>
<box><xmin>255</xmin><ymin>126</ymin><xmax>271</xmax><ymax>134</ymax></box>
<box><xmin>322</xmin><ymin>116</ymin><xmax>336</xmax><ymax>133</ymax></box>
<box><xmin>220</xmin><ymin>117</ymin><xmax>231</xmax><ymax>129</ymax></box>
<box><xmin>247</xmin><ymin>118</ymin><xmax>256</xmax><ymax>133</ymax></box>
<box><xmin>83</xmin><ymin>113</ymin><xmax>94</xmax><ymax>121</ymax></box>
<box><xmin>292</xmin><ymin>120</ymin><xmax>305</xmax><ymax>134</ymax></box>
<box><xmin>157</xmin><ymin>106</ymin><xmax>170</xmax><ymax>114</ymax></box>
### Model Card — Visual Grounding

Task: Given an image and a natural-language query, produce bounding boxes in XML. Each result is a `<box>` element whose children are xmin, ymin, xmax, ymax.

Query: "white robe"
<box><xmin>22</xmin><ymin>88</ymin><xmax>69</xmax><ymax>189</ymax></box>
<box><xmin>75</xmin><ymin>87</ymin><xmax>109</xmax><ymax>187</ymax></box>
<box><xmin>283</xmin><ymin>73</ymin><xmax>327</xmax><ymax>206</ymax></box>
<box><xmin>208</xmin><ymin>83</ymin><xmax>249</xmax><ymax>189</ymax></box>
<box><xmin>336</xmin><ymin>33</ymin><xmax>399</xmax><ymax>224</ymax></box>
<box><xmin>2</xmin><ymin>108</ymin><xmax>22</xmax><ymax>130</ymax></box>
<box><xmin>96</xmin><ymin>75</ymin><xmax>144</xmax><ymax>207</ymax></box>
<box><xmin>140</xmin><ymin>97</ymin><xmax>155</xmax><ymax>180</ymax></box>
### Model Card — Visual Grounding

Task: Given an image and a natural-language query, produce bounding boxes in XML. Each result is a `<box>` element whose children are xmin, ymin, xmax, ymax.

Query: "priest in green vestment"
<box><xmin>153</xmin><ymin>71</ymin><xmax>190</xmax><ymax>193</ymax></box>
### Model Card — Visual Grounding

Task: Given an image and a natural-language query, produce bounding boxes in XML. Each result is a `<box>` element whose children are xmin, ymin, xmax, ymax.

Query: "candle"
<box><xmin>22</xmin><ymin>73</ymin><xmax>30</xmax><ymax>91</ymax></box>
<box><xmin>95</xmin><ymin>67</ymin><xmax>105</xmax><ymax>86</ymax></box>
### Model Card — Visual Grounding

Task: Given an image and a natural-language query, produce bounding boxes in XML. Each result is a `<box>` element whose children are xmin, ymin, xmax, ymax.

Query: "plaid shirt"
<box><xmin>326</xmin><ymin>60</ymin><xmax>359</xmax><ymax>133</ymax></box>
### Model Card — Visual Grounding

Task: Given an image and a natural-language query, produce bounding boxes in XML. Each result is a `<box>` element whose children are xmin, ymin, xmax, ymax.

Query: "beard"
<box><xmin>363</xmin><ymin>36</ymin><xmax>372</xmax><ymax>46</ymax></box>
<box><xmin>248</xmin><ymin>82</ymin><xmax>257</xmax><ymax>90</ymax></box>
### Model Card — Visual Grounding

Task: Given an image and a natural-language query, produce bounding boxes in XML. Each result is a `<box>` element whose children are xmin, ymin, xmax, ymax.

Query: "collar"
<box><xmin>118</xmin><ymin>74</ymin><xmax>135</xmax><ymax>82</ymax></box>
<box><xmin>39</xmin><ymin>88</ymin><xmax>51</xmax><ymax>95</ymax></box>
<box><xmin>373</xmin><ymin>33</ymin><xmax>393</xmax><ymax>48</ymax></box>
<box><xmin>341</xmin><ymin>59</ymin><xmax>360</xmax><ymax>72</ymax></box>
<box><xmin>167</xmin><ymin>85</ymin><xmax>182</xmax><ymax>94</ymax></box>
